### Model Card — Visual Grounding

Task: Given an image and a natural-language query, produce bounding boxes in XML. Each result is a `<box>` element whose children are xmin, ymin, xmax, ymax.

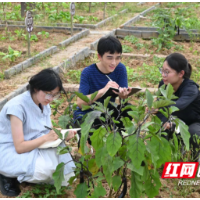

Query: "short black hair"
<box><xmin>97</xmin><ymin>35</ymin><xmax>122</xmax><ymax>57</ymax></box>
<box><xmin>27</xmin><ymin>68</ymin><xmax>64</xmax><ymax>94</ymax></box>
<box><xmin>164</xmin><ymin>53</ymin><xmax>192</xmax><ymax>79</ymax></box>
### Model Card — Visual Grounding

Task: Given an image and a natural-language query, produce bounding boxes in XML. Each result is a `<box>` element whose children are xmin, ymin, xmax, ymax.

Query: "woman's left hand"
<box><xmin>65</xmin><ymin>130</ymin><xmax>77</xmax><ymax>142</ymax></box>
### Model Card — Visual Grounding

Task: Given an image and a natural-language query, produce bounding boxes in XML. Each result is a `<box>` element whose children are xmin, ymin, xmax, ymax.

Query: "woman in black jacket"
<box><xmin>157</xmin><ymin>53</ymin><xmax>200</xmax><ymax>161</ymax></box>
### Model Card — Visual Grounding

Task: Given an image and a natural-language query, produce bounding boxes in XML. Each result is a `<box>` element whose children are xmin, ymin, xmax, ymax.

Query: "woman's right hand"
<box><xmin>44</xmin><ymin>130</ymin><xmax>59</xmax><ymax>142</ymax></box>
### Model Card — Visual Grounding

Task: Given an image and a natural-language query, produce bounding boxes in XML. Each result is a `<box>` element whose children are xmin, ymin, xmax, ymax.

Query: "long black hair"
<box><xmin>164</xmin><ymin>53</ymin><xmax>192</xmax><ymax>79</ymax></box>
<box><xmin>27</xmin><ymin>68</ymin><xmax>64</xmax><ymax>94</ymax></box>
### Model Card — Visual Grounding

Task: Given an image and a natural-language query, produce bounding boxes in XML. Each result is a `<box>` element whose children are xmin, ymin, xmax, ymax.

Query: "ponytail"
<box><xmin>184</xmin><ymin>63</ymin><xmax>192</xmax><ymax>79</ymax></box>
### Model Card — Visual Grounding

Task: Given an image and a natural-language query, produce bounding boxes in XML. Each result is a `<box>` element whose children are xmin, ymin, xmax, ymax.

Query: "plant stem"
<box><xmin>108</xmin><ymin>187</ymin><xmax>113</xmax><ymax>198</ymax></box>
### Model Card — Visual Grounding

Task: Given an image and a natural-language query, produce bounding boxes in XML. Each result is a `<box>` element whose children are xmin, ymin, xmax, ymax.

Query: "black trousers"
<box><xmin>74</xmin><ymin>103</ymin><xmax>132</xmax><ymax>145</ymax></box>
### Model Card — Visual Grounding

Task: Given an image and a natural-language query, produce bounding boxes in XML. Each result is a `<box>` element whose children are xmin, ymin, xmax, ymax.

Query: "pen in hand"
<box><xmin>44</xmin><ymin>125</ymin><xmax>52</xmax><ymax>130</ymax></box>
<box><xmin>105</xmin><ymin>75</ymin><xmax>113</xmax><ymax>82</ymax></box>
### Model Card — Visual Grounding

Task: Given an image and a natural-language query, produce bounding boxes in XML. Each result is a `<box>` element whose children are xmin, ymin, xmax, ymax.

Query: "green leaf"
<box><xmin>166</xmin><ymin>83</ymin><xmax>174</xmax><ymax>99</ymax></box>
<box><xmin>52</xmin><ymin>162</ymin><xmax>65</xmax><ymax>193</ymax></box>
<box><xmin>178</xmin><ymin>119</ymin><xmax>190</xmax><ymax>151</ymax></box>
<box><xmin>88</xmin><ymin>159</ymin><xmax>99</xmax><ymax>176</ymax></box>
<box><xmin>141</xmin><ymin>122</ymin><xmax>154</xmax><ymax>131</ymax></box>
<box><xmin>74</xmin><ymin>91</ymin><xmax>90</xmax><ymax>103</ymax></box>
<box><xmin>104</xmin><ymin>96</ymin><xmax>111</xmax><ymax>108</ymax></box>
<box><xmin>127</xmin><ymin>111</ymin><xmax>139</xmax><ymax>122</ymax></box>
<box><xmin>58</xmin><ymin>115</ymin><xmax>71</xmax><ymax>129</ymax></box>
<box><xmin>68</xmin><ymin>175</ymin><xmax>77</xmax><ymax>185</ymax></box>
<box><xmin>80</xmin><ymin>111</ymin><xmax>101</xmax><ymax>154</ymax></box>
<box><xmin>95</xmin><ymin>146</ymin><xmax>106</xmax><ymax>168</ymax></box>
<box><xmin>8</xmin><ymin>46</ymin><xmax>14</xmax><ymax>54</ymax></box>
<box><xmin>118</xmin><ymin>146</ymin><xmax>127</xmax><ymax>160</ymax></box>
<box><xmin>130</xmin><ymin>171</ymin><xmax>143</xmax><ymax>198</ymax></box>
<box><xmin>169</xmin><ymin>106</ymin><xmax>179</xmax><ymax>114</ymax></box>
<box><xmin>151</xmin><ymin>137</ymin><xmax>171</xmax><ymax>168</ymax></box>
<box><xmin>153</xmin><ymin>99</ymin><xmax>175</xmax><ymax>109</ymax></box>
<box><xmin>57</xmin><ymin>146</ymin><xmax>70</xmax><ymax>155</ymax></box>
<box><xmin>53</xmin><ymin>128</ymin><xmax>63</xmax><ymax>139</ymax></box>
<box><xmin>90</xmin><ymin>127</ymin><xmax>106</xmax><ymax>151</ymax></box>
<box><xmin>112</xmin><ymin>117</ymin><xmax>120</xmax><ymax>124</ymax></box>
<box><xmin>90</xmin><ymin>91</ymin><xmax>98</xmax><ymax>102</ymax></box>
<box><xmin>144</xmin><ymin>170</ymin><xmax>161</xmax><ymax>198</ymax></box>
<box><xmin>112</xmin><ymin>175</ymin><xmax>122</xmax><ymax>192</ymax></box>
<box><xmin>146</xmin><ymin>140</ymin><xmax>159</xmax><ymax>171</ymax></box>
<box><xmin>158</xmin><ymin>108</ymin><xmax>168</xmax><ymax>118</ymax></box>
<box><xmin>91</xmin><ymin>182</ymin><xmax>106</xmax><ymax>198</ymax></box>
<box><xmin>160</xmin><ymin>88</ymin><xmax>167</xmax><ymax>99</ymax></box>
<box><xmin>121</xmin><ymin>104</ymin><xmax>137</xmax><ymax>112</ymax></box>
<box><xmin>0</xmin><ymin>52</ymin><xmax>6</xmax><ymax>56</ymax></box>
<box><xmin>146</xmin><ymin>89</ymin><xmax>153</xmax><ymax>109</ymax></box>
<box><xmin>109</xmin><ymin>101</ymin><xmax>118</xmax><ymax>108</ymax></box>
<box><xmin>102</xmin><ymin>150</ymin><xmax>113</xmax><ymax>186</ymax></box>
<box><xmin>127</xmin><ymin>163</ymin><xmax>144</xmax><ymax>176</ymax></box>
<box><xmin>112</xmin><ymin>157</ymin><xmax>124</xmax><ymax>173</ymax></box>
<box><xmin>121</xmin><ymin>117</ymin><xmax>136</xmax><ymax>134</ymax></box>
<box><xmin>74</xmin><ymin>183</ymin><xmax>88</xmax><ymax>198</ymax></box>
<box><xmin>81</xmin><ymin>104</ymin><xmax>91</xmax><ymax>111</ymax></box>
<box><xmin>106</xmin><ymin>132</ymin><xmax>122</xmax><ymax>157</ymax></box>
<box><xmin>128</xmin><ymin>135</ymin><xmax>146</xmax><ymax>169</ymax></box>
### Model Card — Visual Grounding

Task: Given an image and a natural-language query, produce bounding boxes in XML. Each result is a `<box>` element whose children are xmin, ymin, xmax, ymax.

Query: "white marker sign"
<box><xmin>70</xmin><ymin>2</ymin><xmax>75</xmax><ymax>16</ymax></box>
<box><xmin>25</xmin><ymin>11</ymin><xmax>33</xmax><ymax>33</ymax></box>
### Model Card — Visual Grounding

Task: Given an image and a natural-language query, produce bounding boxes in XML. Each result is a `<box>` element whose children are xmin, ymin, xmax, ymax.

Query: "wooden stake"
<box><xmin>89</xmin><ymin>2</ymin><xmax>91</xmax><ymax>13</ymax></box>
<box><xmin>71</xmin><ymin>15</ymin><xmax>73</xmax><ymax>36</ymax></box>
<box><xmin>103</xmin><ymin>3</ymin><xmax>107</xmax><ymax>20</ymax></box>
<box><xmin>27</xmin><ymin>32</ymin><xmax>30</xmax><ymax>57</ymax></box>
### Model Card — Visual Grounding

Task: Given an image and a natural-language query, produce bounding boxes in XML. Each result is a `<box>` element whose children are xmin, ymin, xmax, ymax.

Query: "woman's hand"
<box><xmin>44</xmin><ymin>130</ymin><xmax>59</xmax><ymax>142</ymax></box>
<box><xmin>163</xmin><ymin>122</ymin><xmax>171</xmax><ymax>130</ymax></box>
<box><xmin>65</xmin><ymin>130</ymin><xmax>77</xmax><ymax>142</ymax></box>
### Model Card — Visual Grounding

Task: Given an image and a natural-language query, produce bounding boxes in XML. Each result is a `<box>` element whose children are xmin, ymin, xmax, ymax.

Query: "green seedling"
<box><xmin>37</xmin><ymin>31</ymin><xmax>49</xmax><ymax>38</ymax></box>
<box><xmin>0</xmin><ymin>46</ymin><xmax>21</xmax><ymax>62</ymax></box>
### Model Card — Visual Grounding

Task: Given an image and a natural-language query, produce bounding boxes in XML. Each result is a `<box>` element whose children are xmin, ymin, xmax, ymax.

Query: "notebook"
<box><xmin>38</xmin><ymin>128</ymin><xmax>81</xmax><ymax>149</ymax></box>
<box><xmin>102</xmin><ymin>87</ymin><xmax>142</xmax><ymax>99</ymax></box>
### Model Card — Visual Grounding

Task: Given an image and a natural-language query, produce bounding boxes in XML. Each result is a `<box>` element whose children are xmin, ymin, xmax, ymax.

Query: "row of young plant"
<box><xmin>0</xmin><ymin>29</ymin><xmax>49</xmax><ymax>63</ymax></box>
<box><xmin>0</xmin><ymin>2</ymin><xmax>129</xmax><ymax>25</ymax></box>
<box><xmin>137</xmin><ymin>2</ymin><xmax>200</xmax><ymax>51</ymax></box>
<box><xmin>49</xmin><ymin>84</ymin><xmax>192</xmax><ymax>198</ymax></box>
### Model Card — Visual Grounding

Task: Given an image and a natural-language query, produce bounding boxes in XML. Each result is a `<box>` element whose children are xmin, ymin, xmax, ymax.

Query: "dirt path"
<box><xmin>0</xmin><ymin>31</ymin><xmax>111</xmax><ymax>99</ymax></box>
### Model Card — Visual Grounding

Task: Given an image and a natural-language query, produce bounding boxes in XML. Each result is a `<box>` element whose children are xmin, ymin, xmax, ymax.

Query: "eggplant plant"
<box><xmin>52</xmin><ymin>84</ymin><xmax>190</xmax><ymax>197</ymax></box>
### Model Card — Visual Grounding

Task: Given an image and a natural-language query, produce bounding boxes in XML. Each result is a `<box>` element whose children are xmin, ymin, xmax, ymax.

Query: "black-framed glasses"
<box><xmin>42</xmin><ymin>91</ymin><xmax>60</xmax><ymax>100</ymax></box>
<box><xmin>159</xmin><ymin>68</ymin><xmax>170</xmax><ymax>77</ymax></box>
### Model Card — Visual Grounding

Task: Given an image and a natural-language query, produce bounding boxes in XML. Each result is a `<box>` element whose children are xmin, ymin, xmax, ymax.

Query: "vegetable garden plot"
<box><xmin>118</xmin><ymin>2</ymin><xmax>200</xmax><ymax>52</ymax></box>
<box><xmin>0</xmin><ymin>2</ymin><xmax>149</xmax><ymax>26</ymax></box>
<box><xmin>132</xmin><ymin>2</ymin><xmax>200</xmax><ymax>29</ymax></box>
<box><xmin>0</xmin><ymin>28</ymin><xmax>80</xmax><ymax>74</ymax></box>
